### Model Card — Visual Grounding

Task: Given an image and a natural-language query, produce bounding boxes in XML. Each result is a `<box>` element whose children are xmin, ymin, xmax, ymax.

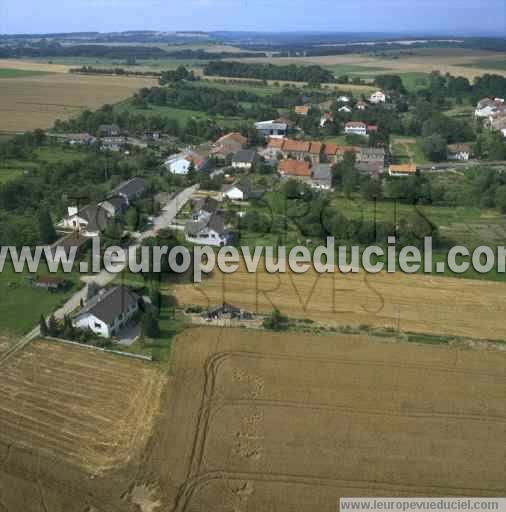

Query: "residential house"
<box><xmin>231</xmin><ymin>149</ymin><xmax>257</xmax><ymax>169</ymax></box>
<box><xmin>369</xmin><ymin>91</ymin><xmax>386</xmax><ymax>104</ymax></box>
<box><xmin>475</xmin><ymin>98</ymin><xmax>505</xmax><ymax>118</ymax></box>
<box><xmin>345</xmin><ymin>122</ymin><xmax>368</xmax><ymax>136</ymax></box>
<box><xmin>281</xmin><ymin>139</ymin><xmax>311</xmax><ymax>160</ymax></box>
<box><xmin>98</xmin><ymin>195</ymin><xmax>128</xmax><ymax>218</ymax></box>
<box><xmin>100</xmin><ymin>136</ymin><xmax>126</xmax><ymax>152</ymax></box>
<box><xmin>261</xmin><ymin>137</ymin><xmax>286</xmax><ymax>161</ymax></box>
<box><xmin>65</xmin><ymin>133</ymin><xmax>95</xmax><ymax>145</ymax></box>
<box><xmin>294</xmin><ymin>105</ymin><xmax>310</xmax><ymax>116</ymax></box>
<box><xmin>278</xmin><ymin>159</ymin><xmax>311</xmax><ymax>182</ymax></box>
<box><xmin>310</xmin><ymin>164</ymin><xmax>332</xmax><ymax>190</ymax></box>
<box><xmin>490</xmin><ymin>115</ymin><xmax>506</xmax><ymax>137</ymax></box>
<box><xmin>73</xmin><ymin>286</ymin><xmax>139</xmax><ymax>338</ymax></box>
<box><xmin>367</xmin><ymin>124</ymin><xmax>378</xmax><ymax>134</ymax></box>
<box><xmin>322</xmin><ymin>144</ymin><xmax>357</xmax><ymax>164</ymax></box>
<box><xmin>338</xmin><ymin>105</ymin><xmax>352</xmax><ymax>114</ymax></box>
<box><xmin>388</xmin><ymin>164</ymin><xmax>418</xmax><ymax>177</ymax></box>
<box><xmin>447</xmin><ymin>143</ymin><xmax>472</xmax><ymax>161</ymax></box>
<box><xmin>165</xmin><ymin>151</ymin><xmax>209</xmax><ymax>175</ymax></box>
<box><xmin>221</xmin><ymin>180</ymin><xmax>252</xmax><ymax>201</ymax></box>
<box><xmin>111</xmin><ymin>177</ymin><xmax>148</xmax><ymax>205</ymax></box>
<box><xmin>320</xmin><ymin>112</ymin><xmax>334</xmax><ymax>127</ymax></box>
<box><xmin>185</xmin><ymin>210</ymin><xmax>228</xmax><ymax>247</ymax></box>
<box><xmin>337</xmin><ymin>95</ymin><xmax>350</xmax><ymax>103</ymax></box>
<box><xmin>98</xmin><ymin>124</ymin><xmax>121</xmax><ymax>137</ymax></box>
<box><xmin>357</xmin><ymin>147</ymin><xmax>385</xmax><ymax>165</ymax></box>
<box><xmin>254</xmin><ymin>120</ymin><xmax>288</xmax><ymax>139</ymax></box>
<box><xmin>307</xmin><ymin>142</ymin><xmax>323</xmax><ymax>165</ymax></box>
<box><xmin>61</xmin><ymin>205</ymin><xmax>109</xmax><ymax>237</ymax></box>
<box><xmin>356</xmin><ymin>101</ymin><xmax>368</xmax><ymax>111</ymax></box>
<box><xmin>211</xmin><ymin>132</ymin><xmax>247</xmax><ymax>161</ymax></box>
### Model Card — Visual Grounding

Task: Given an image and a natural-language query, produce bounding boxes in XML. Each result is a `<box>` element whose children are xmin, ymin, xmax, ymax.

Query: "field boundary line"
<box><xmin>43</xmin><ymin>336</ymin><xmax>152</xmax><ymax>362</ymax></box>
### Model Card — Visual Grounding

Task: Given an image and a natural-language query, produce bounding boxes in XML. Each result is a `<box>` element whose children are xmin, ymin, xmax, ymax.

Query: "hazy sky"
<box><xmin>0</xmin><ymin>0</ymin><xmax>504</xmax><ymax>35</ymax></box>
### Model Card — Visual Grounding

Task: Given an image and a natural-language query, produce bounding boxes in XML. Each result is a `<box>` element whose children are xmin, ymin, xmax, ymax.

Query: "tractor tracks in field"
<box><xmin>174</xmin><ymin>348</ymin><xmax>505</xmax><ymax>510</ymax></box>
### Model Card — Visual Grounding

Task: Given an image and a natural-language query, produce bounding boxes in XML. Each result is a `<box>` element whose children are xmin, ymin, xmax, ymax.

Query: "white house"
<box><xmin>344</xmin><ymin>121</ymin><xmax>367</xmax><ymax>136</ymax></box>
<box><xmin>73</xmin><ymin>286</ymin><xmax>139</xmax><ymax>338</ymax></box>
<box><xmin>185</xmin><ymin>212</ymin><xmax>228</xmax><ymax>247</ymax></box>
<box><xmin>338</xmin><ymin>105</ymin><xmax>352</xmax><ymax>114</ymax></box>
<box><xmin>164</xmin><ymin>153</ymin><xmax>192</xmax><ymax>175</ymax></box>
<box><xmin>447</xmin><ymin>143</ymin><xmax>472</xmax><ymax>161</ymax></box>
<box><xmin>60</xmin><ymin>205</ymin><xmax>109</xmax><ymax>237</ymax></box>
<box><xmin>221</xmin><ymin>181</ymin><xmax>251</xmax><ymax>201</ymax></box>
<box><xmin>337</xmin><ymin>95</ymin><xmax>350</xmax><ymax>103</ymax></box>
<box><xmin>475</xmin><ymin>98</ymin><xmax>505</xmax><ymax>118</ymax></box>
<box><xmin>254</xmin><ymin>120</ymin><xmax>288</xmax><ymax>139</ymax></box>
<box><xmin>369</xmin><ymin>91</ymin><xmax>386</xmax><ymax>104</ymax></box>
<box><xmin>320</xmin><ymin>112</ymin><xmax>334</xmax><ymax>127</ymax></box>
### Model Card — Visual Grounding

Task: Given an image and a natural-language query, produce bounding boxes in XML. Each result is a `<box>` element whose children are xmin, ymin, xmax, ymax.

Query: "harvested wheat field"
<box><xmin>0</xmin><ymin>72</ymin><xmax>156</xmax><ymax>133</ymax></box>
<box><xmin>0</xmin><ymin>339</ymin><xmax>165</xmax><ymax>473</ymax></box>
<box><xmin>142</xmin><ymin>327</ymin><xmax>506</xmax><ymax>511</ymax></box>
<box><xmin>176</xmin><ymin>260</ymin><xmax>506</xmax><ymax>341</ymax></box>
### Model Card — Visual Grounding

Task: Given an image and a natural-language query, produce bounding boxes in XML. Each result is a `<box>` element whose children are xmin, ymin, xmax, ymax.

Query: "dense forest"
<box><xmin>0</xmin><ymin>43</ymin><xmax>263</xmax><ymax>60</ymax></box>
<box><xmin>203</xmin><ymin>61</ymin><xmax>335</xmax><ymax>84</ymax></box>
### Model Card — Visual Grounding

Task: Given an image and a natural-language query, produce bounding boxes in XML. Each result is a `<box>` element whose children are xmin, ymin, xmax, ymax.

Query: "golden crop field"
<box><xmin>236</xmin><ymin>48</ymin><xmax>506</xmax><ymax>80</ymax></box>
<box><xmin>143</xmin><ymin>327</ymin><xmax>506</xmax><ymax>510</ymax></box>
<box><xmin>0</xmin><ymin>328</ymin><xmax>503</xmax><ymax>511</ymax></box>
<box><xmin>0</xmin><ymin>339</ymin><xmax>165</xmax><ymax>473</ymax></box>
<box><xmin>176</xmin><ymin>260</ymin><xmax>506</xmax><ymax>341</ymax></box>
<box><xmin>0</xmin><ymin>71</ymin><xmax>157</xmax><ymax>133</ymax></box>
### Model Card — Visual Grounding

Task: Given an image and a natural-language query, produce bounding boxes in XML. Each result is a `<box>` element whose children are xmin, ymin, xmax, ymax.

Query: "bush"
<box><xmin>263</xmin><ymin>309</ymin><xmax>289</xmax><ymax>331</ymax></box>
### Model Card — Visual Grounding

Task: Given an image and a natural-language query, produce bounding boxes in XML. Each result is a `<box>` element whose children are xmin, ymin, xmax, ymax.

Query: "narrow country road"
<box><xmin>0</xmin><ymin>185</ymin><xmax>198</xmax><ymax>366</ymax></box>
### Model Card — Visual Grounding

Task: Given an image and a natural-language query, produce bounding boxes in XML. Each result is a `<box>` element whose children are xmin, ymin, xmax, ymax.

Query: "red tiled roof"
<box><xmin>215</xmin><ymin>132</ymin><xmax>247</xmax><ymax>146</ymax></box>
<box><xmin>282</xmin><ymin>139</ymin><xmax>311</xmax><ymax>153</ymax></box>
<box><xmin>309</xmin><ymin>142</ymin><xmax>323</xmax><ymax>155</ymax></box>
<box><xmin>279</xmin><ymin>159</ymin><xmax>311</xmax><ymax>177</ymax></box>
<box><xmin>294</xmin><ymin>105</ymin><xmax>310</xmax><ymax>115</ymax></box>
<box><xmin>346</xmin><ymin>121</ymin><xmax>367</xmax><ymax>128</ymax></box>
<box><xmin>267</xmin><ymin>137</ymin><xmax>285</xmax><ymax>149</ymax></box>
<box><xmin>323</xmin><ymin>143</ymin><xmax>338</xmax><ymax>156</ymax></box>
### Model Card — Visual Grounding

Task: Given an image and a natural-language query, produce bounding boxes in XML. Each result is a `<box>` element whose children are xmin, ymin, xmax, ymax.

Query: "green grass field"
<box><xmin>34</xmin><ymin>145</ymin><xmax>90</xmax><ymax>164</ymax></box>
<box><xmin>0</xmin><ymin>168</ymin><xmax>24</xmax><ymax>184</ymax></box>
<box><xmin>0</xmin><ymin>68</ymin><xmax>51</xmax><ymax>78</ymax></box>
<box><xmin>0</xmin><ymin>261</ymin><xmax>81</xmax><ymax>336</ymax></box>
<box><xmin>115</xmin><ymin>99</ymin><xmax>248</xmax><ymax>126</ymax></box>
<box><xmin>459</xmin><ymin>59</ymin><xmax>506</xmax><ymax>71</ymax></box>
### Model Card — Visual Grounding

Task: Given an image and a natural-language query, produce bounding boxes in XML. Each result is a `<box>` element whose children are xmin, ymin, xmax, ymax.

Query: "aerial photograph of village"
<box><xmin>0</xmin><ymin>0</ymin><xmax>505</xmax><ymax>511</ymax></box>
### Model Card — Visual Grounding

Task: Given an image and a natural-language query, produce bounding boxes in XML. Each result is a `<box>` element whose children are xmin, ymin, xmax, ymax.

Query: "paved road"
<box><xmin>0</xmin><ymin>185</ymin><xmax>198</xmax><ymax>366</ymax></box>
<box><xmin>417</xmin><ymin>160</ymin><xmax>506</xmax><ymax>171</ymax></box>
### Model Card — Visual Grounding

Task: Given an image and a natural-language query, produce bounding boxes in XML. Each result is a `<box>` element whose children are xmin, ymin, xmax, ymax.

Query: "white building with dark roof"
<box><xmin>73</xmin><ymin>286</ymin><xmax>139</xmax><ymax>338</ymax></box>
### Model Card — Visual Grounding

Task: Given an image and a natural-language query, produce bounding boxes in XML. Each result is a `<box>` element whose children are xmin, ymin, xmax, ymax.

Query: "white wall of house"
<box><xmin>448</xmin><ymin>151</ymin><xmax>470</xmax><ymax>161</ymax></box>
<box><xmin>224</xmin><ymin>187</ymin><xmax>245</xmax><ymax>200</ymax></box>
<box><xmin>186</xmin><ymin>229</ymin><xmax>227</xmax><ymax>247</ymax></box>
<box><xmin>166</xmin><ymin>157</ymin><xmax>191</xmax><ymax>175</ymax></box>
<box><xmin>232</xmin><ymin>161</ymin><xmax>253</xmax><ymax>169</ymax></box>
<box><xmin>74</xmin><ymin>313</ymin><xmax>111</xmax><ymax>338</ymax></box>
<box><xmin>345</xmin><ymin>125</ymin><xmax>367</xmax><ymax>136</ymax></box>
<box><xmin>370</xmin><ymin>91</ymin><xmax>386</xmax><ymax>104</ymax></box>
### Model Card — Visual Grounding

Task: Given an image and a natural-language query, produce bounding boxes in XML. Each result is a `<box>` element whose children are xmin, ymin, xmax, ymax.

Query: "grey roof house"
<box><xmin>111</xmin><ymin>177</ymin><xmax>149</xmax><ymax>205</ymax></box>
<box><xmin>311</xmin><ymin>164</ymin><xmax>333</xmax><ymax>190</ymax></box>
<box><xmin>73</xmin><ymin>286</ymin><xmax>139</xmax><ymax>338</ymax></box>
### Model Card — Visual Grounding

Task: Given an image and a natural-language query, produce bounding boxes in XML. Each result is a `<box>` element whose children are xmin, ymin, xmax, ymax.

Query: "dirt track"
<box><xmin>175</xmin><ymin>261</ymin><xmax>506</xmax><ymax>341</ymax></box>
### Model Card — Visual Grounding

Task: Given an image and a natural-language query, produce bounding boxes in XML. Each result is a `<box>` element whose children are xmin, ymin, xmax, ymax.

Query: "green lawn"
<box><xmin>0</xmin><ymin>168</ymin><xmax>24</xmax><ymax>184</ymax></box>
<box><xmin>116</xmin><ymin>99</ymin><xmax>248</xmax><ymax>127</ymax></box>
<box><xmin>34</xmin><ymin>146</ymin><xmax>90</xmax><ymax>164</ymax></box>
<box><xmin>324</xmin><ymin>64</ymin><xmax>388</xmax><ymax>77</ymax></box>
<box><xmin>0</xmin><ymin>261</ymin><xmax>81</xmax><ymax>336</ymax></box>
<box><xmin>0</xmin><ymin>68</ymin><xmax>50</xmax><ymax>78</ymax></box>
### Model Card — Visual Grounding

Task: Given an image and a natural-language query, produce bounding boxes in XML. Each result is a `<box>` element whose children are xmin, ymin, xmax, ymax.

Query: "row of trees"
<box><xmin>203</xmin><ymin>61</ymin><xmax>335</xmax><ymax>85</ymax></box>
